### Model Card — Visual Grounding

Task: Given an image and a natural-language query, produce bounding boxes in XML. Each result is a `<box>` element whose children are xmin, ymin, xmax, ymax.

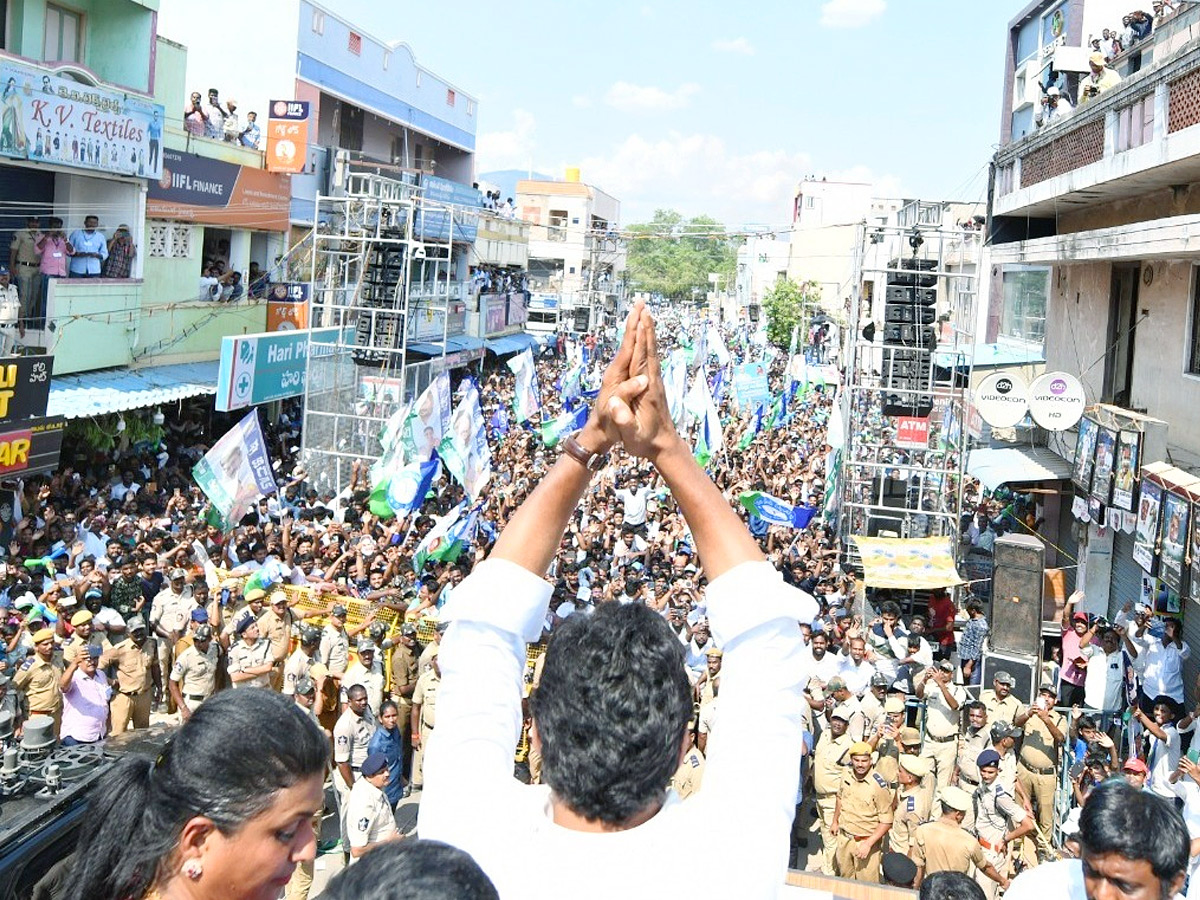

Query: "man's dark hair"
<box><xmin>1079</xmin><ymin>779</ymin><xmax>1189</xmax><ymax>891</ymax></box>
<box><xmin>531</xmin><ymin>601</ymin><xmax>691</xmax><ymax>827</ymax></box>
<box><xmin>878</xmin><ymin>600</ymin><xmax>901</xmax><ymax>617</ymax></box>
<box><xmin>322</xmin><ymin>839</ymin><xmax>498</xmax><ymax>900</ymax></box>
<box><xmin>964</xmin><ymin>699</ymin><xmax>985</xmax><ymax>715</ymax></box>
<box><xmin>919</xmin><ymin>871</ymin><xmax>985</xmax><ymax>900</ymax></box>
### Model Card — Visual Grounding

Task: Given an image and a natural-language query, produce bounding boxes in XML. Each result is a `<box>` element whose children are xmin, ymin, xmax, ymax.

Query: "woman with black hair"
<box><xmin>64</xmin><ymin>688</ymin><xmax>329</xmax><ymax>900</ymax></box>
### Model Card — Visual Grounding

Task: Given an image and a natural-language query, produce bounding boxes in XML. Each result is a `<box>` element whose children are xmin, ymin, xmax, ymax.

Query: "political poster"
<box><xmin>1160</xmin><ymin>490</ymin><xmax>1190</xmax><ymax>595</ymax></box>
<box><xmin>1132</xmin><ymin>479</ymin><xmax>1163</xmax><ymax>575</ymax></box>
<box><xmin>1111</xmin><ymin>430</ymin><xmax>1141</xmax><ymax>512</ymax></box>
<box><xmin>1071</xmin><ymin>417</ymin><xmax>1098</xmax><ymax>492</ymax></box>
<box><xmin>732</xmin><ymin>362</ymin><xmax>770</xmax><ymax>411</ymax></box>
<box><xmin>192</xmin><ymin>410</ymin><xmax>277</xmax><ymax>528</ymax></box>
<box><xmin>1091</xmin><ymin>428</ymin><xmax>1116</xmax><ymax>504</ymax></box>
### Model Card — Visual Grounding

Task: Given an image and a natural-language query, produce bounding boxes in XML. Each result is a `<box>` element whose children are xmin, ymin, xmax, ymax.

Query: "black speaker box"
<box><xmin>990</xmin><ymin>534</ymin><xmax>1046</xmax><ymax>658</ymax></box>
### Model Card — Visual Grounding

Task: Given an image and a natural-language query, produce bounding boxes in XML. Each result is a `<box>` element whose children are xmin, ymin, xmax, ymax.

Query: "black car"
<box><xmin>0</xmin><ymin>725</ymin><xmax>173</xmax><ymax>900</ymax></box>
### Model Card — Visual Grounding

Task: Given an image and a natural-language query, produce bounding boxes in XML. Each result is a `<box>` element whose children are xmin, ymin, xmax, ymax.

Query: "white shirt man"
<box><xmin>615</xmin><ymin>485</ymin><xmax>652</xmax><ymax>526</ymax></box>
<box><xmin>420</xmin><ymin>557</ymin><xmax>816</xmax><ymax>900</ymax></box>
<box><xmin>838</xmin><ymin>654</ymin><xmax>877</xmax><ymax>697</ymax></box>
<box><xmin>1081</xmin><ymin>633</ymin><xmax>1131</xmax><ymax>712</ymax></box>
<box><xmin>1136</xmin><ymin>623</ymin><xmax>1190</xmax><ymax>705</ymax></box>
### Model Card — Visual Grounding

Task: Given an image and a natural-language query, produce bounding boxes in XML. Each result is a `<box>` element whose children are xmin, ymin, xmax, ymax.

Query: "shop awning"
<box><xmin>446</xmin><ymin>335</ymin><xmax>485</xmax><ymax>353</ymax></box>
<box><xmin>852</xmin><ymin>536</ymin><xmax>965</xmax><ymax>590</ymax></box>
<box><xmin>485</xmin><ymin>332</ymin><xmax>541</xmax><ymax>355</ymax></box>
<box><xmin>405</xmin><ymin>341</ymin><xmax>445</xmax><ymax>356</ymax></box>
<box><xmin>48</xmin><ymin>361</ymin><xmax>221</xmax><ymax>419</ymax></box>
<box><xmin>967</xmin><ymin>446</ymin><xmax>1073</xmax><ymax>492</ymax></box>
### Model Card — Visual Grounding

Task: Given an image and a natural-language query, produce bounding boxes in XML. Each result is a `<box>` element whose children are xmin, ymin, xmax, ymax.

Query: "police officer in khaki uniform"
<box><xmin>831</xmin><ymin>741</ymin><xmax>893</xmax><ymax>882</ymax></box>
<box><xmin>227</xmin><ymin>615</ymin><xmax>277</xmax><ymax>689</ymax></box>
<box><xmin>867</xmin><ymin>695</ymin><xmax>906</xmax><ymax>786</ymax></box>
<box><xmin>980</xmin><ymin>671</ymin><xmax>1025</xmax><ymax>725</ymax></box>
<box><xmin>917</xmin><ymin>660</ymin><xmax>965</xmax><ymax>788</ymax></box>
<box><xmin>1013</xmin><ymin>684</ymin><xmax>1065</xmax><ymax>858</ymax></box>
<box><xmin>149</xmin><ymin>569</ymin><xmax>193</xmax><ymax>708</ymax></box>
<box><xmin>320</xmin><ymin>604</ymin><xmax>351</xmax><ymax>680</ymax></box>
<box><xmin>258</xmin><ymin>590</ymin><xmax>296</xmax><ymax>689</ymax></box>
<box><xmin>345</xmin><ymin>751</ymin><xmax>400</xmax><ymax>862</ymax></box>
<box><xmin>333</xmin><ymin>682</ymin><xmax>376</xmax><ymax>847</ymax></box>
<box><xmin>812</xmin><ymin>705</ymin><xmax>854</xmax><ymax>873</ymax></box>
<box><xmin>63</xmin><ymin>611</ymin><xmax>110</xmax><ymax>664</ymax></box>
<box><xmin>410</xmin><ymin>649</ymin><xmax>441</xmax><ymax>791</ymax></box>
<box><xmin>283</xmin><ymin>626</ymin><xmax>321</xmax><ymax>696</ymax></box>
<box><xmin>100</xmin><ymin>617</ymin><xmax>155</xmax><ymax>734</ymax></box>
<box><xmin>168</xmin><ymin>625</ymin><xmax>219</xmax><ymax>720</ymax></box>
<box><xmin>14</xmin><ymin>627</ymin><xmax>62</xmax><ymax>730</ymax></box>
<box><xmin>890</xmin><ymin>753</ymin><xmax>933</xmax><ymax>855</ymax></box>
<box><xmin>670</xmin><ymin>729</ymin><xmax>705</xmax><ymax>800</ymax></box>
<box><xmin>912</xmin><ymin>785</ymin><xmax>1009</xmax><ymax>891</ymax></box>
<box><xmin>972</xmin><ymin>749</ymin><xmax>1035</xmax><ymax>900</ymax></box>
<box><xmin>824</xmin><ymin>677</ymin><xmax>868</xmax><ymax>742</ymax></box>
<box><xmin>389</xmin><ymin>623</ymin><xmax>418</xmax><ymax>766</ymax></box>
<box><xmin>697</xmin><ymin>646</ymin><xmax>722</xmax><ymax>706</ymax></box>
<box><xmin>955</xmin><ymin>700</ymin><xmax>990</xmax><ymax>792</ymax></box>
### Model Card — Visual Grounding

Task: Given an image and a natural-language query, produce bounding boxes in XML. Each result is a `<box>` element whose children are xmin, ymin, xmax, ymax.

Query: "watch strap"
<box><xmin>561</xmin><ymin>433</ymin><xmax>608</xmax><ymax>472</ymax></box>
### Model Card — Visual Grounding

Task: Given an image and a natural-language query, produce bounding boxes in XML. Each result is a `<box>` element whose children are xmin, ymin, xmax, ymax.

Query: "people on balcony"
<box><xmin>1036</xmin><ymin>87</ymin><xmax>1074</xmax><ymax>127</ymax></box>
<box><xmin>1079</xmin><ymin>53</ymin><xmax>1122</xmax><ymax>107</ymax></box>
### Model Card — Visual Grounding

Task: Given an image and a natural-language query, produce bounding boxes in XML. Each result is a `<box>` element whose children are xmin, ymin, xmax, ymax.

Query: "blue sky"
<box><xmin>321</xmin><ymin>0</ymin><xmax>1015</xmax><ymax>226</ymax></box>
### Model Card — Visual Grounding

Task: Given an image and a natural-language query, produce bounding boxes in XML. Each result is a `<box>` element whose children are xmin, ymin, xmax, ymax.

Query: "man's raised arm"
<box><xmin>608</xmin><ymin>312</ymin><xmax>817</xmax><ymax>896</ymax></box>
<box><xmin>420</xmin><ymin>303</ymin><xmax>648</xmax><ymax>838</ymax></box>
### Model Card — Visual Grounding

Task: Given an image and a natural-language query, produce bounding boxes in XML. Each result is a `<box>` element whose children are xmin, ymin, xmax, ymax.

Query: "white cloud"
<box><xmin>820</xmin><ymin>0</ymin><xmax>886</xmax><ymax>28</ymax></box>
<box><xmin>640</xmin><ymin>5</ymin><xmax>654</xmax><ymax>15</ymax></box>
<box><xmin>577</xmin><ymin>132</ymin><xmax>901</xmax><ymax>227</ymax></box>
<box><xmin>604</xmin><ymin>81</ymin><xmax>700</xmax><ymax>113</ymax></box>
<box><xmin>712</xmin><ymin>37</ymin><xmax>756</xmax><ymax>56</ymax></box>
<box><xmin>571</xmin><ymin>94</ymin><xmax>592</xmax><ymax>109</ymax></box>
<box><xmin>476</xmin><ymin>109</ymin><xmax>537</xmax><ymax>171</ymax></box>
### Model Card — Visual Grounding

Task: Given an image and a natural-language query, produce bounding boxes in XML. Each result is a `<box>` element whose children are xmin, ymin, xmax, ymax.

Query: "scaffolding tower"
<box><xmin>836</xmin><ymin>222</ymin><xmax>980</xmax><ymax>573</ymax></box>
<box><xmin>300</xmin><ymin>170</ymin><xmax>473</xmax><ymax>495</ymax></box>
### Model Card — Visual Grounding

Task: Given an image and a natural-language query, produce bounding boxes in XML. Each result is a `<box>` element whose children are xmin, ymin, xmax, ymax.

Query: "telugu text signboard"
<box><xmin>0</xmin><ymin>416</ymin><xmax>64</xmax><ymax>477</ymax></box>
<box><xmin>265</xmin><ymin>100</ymin><xmax>310</xmax><ymax>174</ymax></box>
<box><xmin>0</xmin><ymin>62</ymin><xmax>165</xmax><ymax>180</ymax></box>
<box><xmin>0</xmin><ymin>356</ymin><xmax>52</xmax><ymax>427</ymax></box>
<box><xmin>216</xmin><ymin>328</ymin><xmax>340</xmax><ymax>412</ymax></box>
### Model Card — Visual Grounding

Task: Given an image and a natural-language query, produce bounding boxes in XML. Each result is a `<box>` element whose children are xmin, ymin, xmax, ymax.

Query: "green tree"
<box><xmin>763</xmin><ymin>278</ymin><xmax>821</xmax><ymax>347</ymax></box>
<box><xmin>626</xmin><ymin>209</ymin><xmax>739</xmax><ymax>302</ymax></box>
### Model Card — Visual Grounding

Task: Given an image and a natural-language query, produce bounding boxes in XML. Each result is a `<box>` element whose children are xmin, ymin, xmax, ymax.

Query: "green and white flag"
<box><xmin>438</xmin><ymin>380</ymin><xmax>492</xmax><ymax>500</ymax></box>
<box><xmin>192</xmin><ymin>410</ymin><xmax>278</xmax><ymax>530</ymax></box>
<box><xmin>685</xmin><ymin>372</ymin><xmax>722</xmax><ymax>466</ymax></box>
<box><xmin>507</xmin><ymin>348</ymin><xmax>541</xmax><ymax>423</ymax></box>
<box><xmin>540</xmin><ymin>404</ymin><xmax>587</xmax><ymax>448</ymax></box>
<box><xmin>413</xmin><ymin>503</ymin><xmax>477</xmax><ymax>571</ymax></box>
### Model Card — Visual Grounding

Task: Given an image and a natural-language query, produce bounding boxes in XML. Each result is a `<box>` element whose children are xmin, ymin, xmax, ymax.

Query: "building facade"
<box><xmin>988</xmin><ymin>0</ymin><xmax>1200</xmax><ymax>683</ymax></box>
<box><xmin>517</xmin><ymin>169</ymin><xmax>626</xmax><ymax>334</ymax></box>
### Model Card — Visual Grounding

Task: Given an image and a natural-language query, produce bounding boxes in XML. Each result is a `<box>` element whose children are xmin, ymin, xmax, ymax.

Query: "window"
<box><xmin>383</xmin><ymin>51</ymin><xmax>390</xmax><ymax>70</ymax></box>
<box><xmin>1188</xmin><ymin>268</ymin><xmax>1200</xmax><ymax>375</ymax></box>
<box><xmin>348</xmin><ymin>31</ymin><xmax>362</xmax><ymax>55</ymax></box>
<box><xmin>44</xmin><ymin>3</ymin><xmax>82</xmax><ymax>64</ymax></box>
<box><xmin>416</xmin><ymin>71</ymin><xmax>422</xmax><ymax>87</ymax></box>
<box><xmin>0</xmin><ymin>0</ymin><xmax>8</xmax><ymax>51</ymax></box>
<box><xmin>466</xmin><ymin>99</ymin><xmax>475</xmax><ymax>116</ymax></box>
<box><xmin>147</xmin><ymin>222</ymin><xmax>192</xmax><ymax>259</ymax></box>
<box><xmin>548</xmin><ymin>209</ymin><xmax>568</xmax><ymax>242</ymax></box>
<box><xmin>446</xmin><ymin>89</ymin><xmax>456</xmax><ymax>107</ymax></box>
<box><xmin>312</xmin><ymin>9</ymin><xmax>324</xmax><ymax>34</ymax></box>
<box><xmin>1000</xmin><ymin>266</ymin><xmax>1049</xmax><ymax>346</ymax></box>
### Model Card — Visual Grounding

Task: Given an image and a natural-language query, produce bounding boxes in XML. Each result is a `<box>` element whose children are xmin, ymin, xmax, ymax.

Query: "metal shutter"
<box><xmin>1109</xmin><ymin>530</ymin><xmax>1144</xmax><ymax>620</ymax></box>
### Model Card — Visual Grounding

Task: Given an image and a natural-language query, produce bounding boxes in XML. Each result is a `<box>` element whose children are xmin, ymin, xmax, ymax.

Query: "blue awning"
<box><xmin>48</xmin><ymin>361</ymin><xmax>221</xmax><ymax>419</ymax></box>
<box><xmin>445</xmin><ymin>335</ymin><xmax>485</xmax><ymax>353</ymax></box>
<box><xmin>405</xmin><ymin>341</ymin><xmax>444</xmax><ymax>356</ymax></box>
<box><xmin>485</xmin><ymin>332</ymin><xmax>541</xmax><ymax>355</ymax></box>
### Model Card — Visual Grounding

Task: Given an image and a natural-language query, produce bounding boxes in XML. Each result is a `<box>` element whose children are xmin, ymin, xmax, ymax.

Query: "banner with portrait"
<box><xmin>1111</xmin><ymin>430</ymin><xmax>1141</xmax><ymax>512</ymax></box>
<box><xmin>1133</xmin><ymin>478</ymin><xmax>1163</xmax><ymax>575</ymax></box>
<box><xmin>1072</xmin><ymin>417</ymin><xmax>1098</xmax><ymax>492</ymax></box>
<box><xmin>1091</xmin><ymin>428</ymin><xmax>1116</xmax><ymax>504</ymax></box>
<box><xmin>1159</xmin><ymin>490</ymin><xmax>1190</xmax><ymax>595</ymax></box>
<box><xmin>1190</xmin><ymin>505</ymin><xmax>1200</xmax><ymax>602</ymax></box>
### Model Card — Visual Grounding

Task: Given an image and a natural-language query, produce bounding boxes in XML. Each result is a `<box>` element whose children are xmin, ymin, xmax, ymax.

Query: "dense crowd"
<box><xmin>4</xmin><ymin>303</ymin><xmax>1200</xmax><ymax>899</ymax></box>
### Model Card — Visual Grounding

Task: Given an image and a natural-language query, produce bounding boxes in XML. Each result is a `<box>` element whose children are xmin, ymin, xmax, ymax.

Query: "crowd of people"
<box><xmin>2</xmin><ymin>299</ymin><xmax>1199</xmax><ymax>898</ymax></box>
<box><xmin>184</xmin><ymin>86</ymin><xmax>261</xmax><ymax>149</ymax></box>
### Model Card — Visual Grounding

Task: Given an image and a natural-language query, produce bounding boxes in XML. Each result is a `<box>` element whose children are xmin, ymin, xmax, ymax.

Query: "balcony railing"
<box><xmin>994</xmin><ymin>2</ymin><xmax>1200</xmax><ymax>204</ymax></box>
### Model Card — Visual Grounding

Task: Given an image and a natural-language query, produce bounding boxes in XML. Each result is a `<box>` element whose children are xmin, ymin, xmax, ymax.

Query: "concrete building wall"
<box><xmin>787</xmin><ymin>222</ymin><xmax>859</xmax><ymax>312</ymax></box>
<box><xmin>793</xmin><ymin>180</ymin><xmax>872</xmax><ymax>229</ymax></box>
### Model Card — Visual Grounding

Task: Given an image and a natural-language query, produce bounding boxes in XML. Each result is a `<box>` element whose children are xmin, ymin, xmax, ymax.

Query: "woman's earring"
<box><xmin>182</xmin><ymin>859</ymin><xmax>203</xmax><ymax>881</ymax></box>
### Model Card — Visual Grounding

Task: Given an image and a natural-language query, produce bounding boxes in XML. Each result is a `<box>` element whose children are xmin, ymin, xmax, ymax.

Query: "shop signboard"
<box><xmin>266</xmin><ymin>283</ymin><xmax>310</xmax><ymax>331</ymax></box>
<box><xmin>148</xmin><ymin>149</ymin><xmax>290</xmax><ymax>231</ymax></box>
<box><xmin>408</xmin><ymin>300</ymin><xmax>466</xmax><ymax>341</ymax></box>
<box><xmin>215</xmin><ymin>327</ymin><xmax>342</xmax><ymax>412</ymax></box>
<box><xmin>0</xmin><ymin>356</ymin><xmax>51</xmax><ymax>427</ymax></box>
<box><xmin>414</xmin><ymin>175</ymin><xmax>481</xmax><ymax>243</ymax></box>
<box><xmin>0</xmin><ymin>416</ymin><xmax>64</xmax><ymax>477</ymax></box>
<box><xmin>529</xmin><ymin>292</ymin><xmax>559</xmax><ymax>312</ymax></box>
<box><xmin>0</xmin><ymin>61</ymin><xmax>165</xmax><ymax>180</ymax></box>
<box><xmin>894</xmin><ymin>416</ymin><xmax>930</xmax><ymax>449</ymax></box>
<box><xmin>265</xmin><ymin>100</ymin><xmax>310</xmax><ymax>174</ymax></box>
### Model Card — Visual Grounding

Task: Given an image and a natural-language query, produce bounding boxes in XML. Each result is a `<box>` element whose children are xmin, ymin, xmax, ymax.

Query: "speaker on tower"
<box><xmin>989</xmin><ymin>533</ymin><xmax>1046</xmax><ymax>658</ymax></box>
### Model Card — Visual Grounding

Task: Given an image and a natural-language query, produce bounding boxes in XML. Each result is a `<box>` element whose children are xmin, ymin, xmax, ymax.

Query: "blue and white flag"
<box><xmin>738</xmin><ymin>491</ymin><xmax>817</xmax><ymax>529</ymax></box>
<box><xmin>439</xmin><ymin>379</ymin><xmax>492</xmax><ymax>500</ymax></box>
<box><xmin>371</xmin><ymin>457</ymin><xmax>439</xmax><ymax>519</ymax></box>
<box><xmin>193</xmin><ymin>410</ymin><xmax>278</xmax><ymax>529</ymax></box>
<box><xmin>507</xmin><ymin>348</ymin><xmax>542</xmax><ymax>423</ymax></box>
<box><xmin>541</xmin><ymin>404</ymin><xmax>588</xmax><ymax>447</ymax></box>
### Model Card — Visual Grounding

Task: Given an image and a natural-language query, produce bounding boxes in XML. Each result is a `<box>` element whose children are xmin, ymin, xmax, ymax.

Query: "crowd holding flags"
<box><xmin>507</xmin><ymin>347</ymin><xmax>542</xmax><ymax>423</ymax></box>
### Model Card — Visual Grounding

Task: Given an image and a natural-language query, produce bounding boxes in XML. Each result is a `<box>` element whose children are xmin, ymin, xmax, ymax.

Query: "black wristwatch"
<box><xmin>561</xmin><ymin>432</ymin><xmax>608</xmax><ymax>472</ymax></box>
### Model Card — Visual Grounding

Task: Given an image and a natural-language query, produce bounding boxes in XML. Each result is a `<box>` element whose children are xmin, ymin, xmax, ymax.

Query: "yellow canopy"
<box><xmin>852</xmin><ymin>536</ymin><xmax>965</xmax><ymax>590</ymax></box>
